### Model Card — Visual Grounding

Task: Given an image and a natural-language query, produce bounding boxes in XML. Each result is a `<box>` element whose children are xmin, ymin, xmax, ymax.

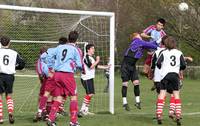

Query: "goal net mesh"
<box><xmin>0</xmin><ymin>8</ymin><xmax>111</xmax><ymax>114</ymax></box>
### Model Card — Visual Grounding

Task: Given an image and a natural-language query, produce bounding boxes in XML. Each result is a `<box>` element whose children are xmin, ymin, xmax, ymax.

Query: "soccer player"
<box><xmin>150</xmin><ymin>36</ymin><xmax>193</xmax><ymax>121</ymax></box>
<box><xmin>141</xmin><ymin>18</ymin><xmax>166</xmax><ymax>76</ymax></box>
<box><xmin>47</xmin><ymin>31</ymin><xmax>83</xmax><ymax>126</ymax></box>
<box><xmin>150</xmin><ymin>35</ymin><xmax>168</xmax><ymax>93</ymax></box>
<box><xmin>121</xmin><ymin>33</ymin><xmax>158</xmax><ymax>111</ymax></box>
<box><xmin>78</xmin><ymin>44</ymin><xmax>110</xmax><ymax>117</ymax></box>
<box><xmin>33</xmin><ymin>37</ymin><xmax>68</xmax><ymax>122</ymax></box>
<box><xmin>155</xmin><ymin>36</ymin><xmax>186</xmax><ymax>125</ymax></box>
<box><xmin>150</xmin><ymin>35</ymin><xmax>177</xmax><ymax>119</ymax></box>
<box><xmin>0</xmin><ymin>36</ymin><xmax>25</xmax><ymax>124</ymax></box>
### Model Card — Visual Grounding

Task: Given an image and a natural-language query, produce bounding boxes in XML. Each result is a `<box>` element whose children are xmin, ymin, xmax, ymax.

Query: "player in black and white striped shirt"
<box><xmin>0</xmin><ymin>36</ymin><xmax>25</xmax><ymax>124</ymax></box>
<box><xmin>78</xmin><ymin>44</ymin><xmax>110</xmax><ymax>117</ymax></box>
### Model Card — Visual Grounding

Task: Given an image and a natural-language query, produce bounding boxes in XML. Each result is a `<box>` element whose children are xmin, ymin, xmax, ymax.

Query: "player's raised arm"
<box><xmin>139</xmin><ymin>39</ymin><xmax>158</xmax><ymax>49</ymax></box>
<box><xmin>141</xmin><ymin>25</ymin><xmax>154</xmax><ymax>39</ymax></box>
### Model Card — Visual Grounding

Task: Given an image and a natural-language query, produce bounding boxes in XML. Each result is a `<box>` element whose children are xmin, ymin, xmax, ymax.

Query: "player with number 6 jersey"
<box><xmin>0</xmin><ymin>36</ymin><xmax>25</xmax><ymax>124</ymax></box>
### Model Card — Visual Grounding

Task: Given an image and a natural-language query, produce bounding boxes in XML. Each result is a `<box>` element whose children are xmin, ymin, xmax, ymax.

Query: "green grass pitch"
<box><xmin>1</xmin><ymin>73</ymin><xmax>200</xmax><ymax>126</ymax></box>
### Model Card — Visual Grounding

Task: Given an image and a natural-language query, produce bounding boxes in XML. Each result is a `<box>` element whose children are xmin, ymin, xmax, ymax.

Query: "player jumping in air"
<box><xmin>141</xmin><ymin>18</ymin><xmax>166</xmax><ymax>77</ymax></box>
<box><xmin>121</xmin><ymin>33</ymin><xmax>158</xmax><ymax>111</ymax></box>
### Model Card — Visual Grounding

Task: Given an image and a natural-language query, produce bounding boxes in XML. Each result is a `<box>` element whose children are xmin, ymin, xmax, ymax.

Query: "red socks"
<box><xmin>70</xmin><ymin>100</ymin><xmax>78</xmax><ymax>123</ymax></box>
<box><xmin>175</xmin><ymin>99</ymin><xmax>182</xmax><ymax>119</ymax></box>
<box><xmin>6</xmin><ymin>96</ymin><xmax>14</xmax><ymax>114</ymax></box>
<box><xmin>48</xmin><ymin>101</ymin><xmax>61</xmax><ymax>122</ymax></box>
<box><xmin>156</xmin><ymin>99</ymin><xmax>164</xmax><ymax>119</ymax></box>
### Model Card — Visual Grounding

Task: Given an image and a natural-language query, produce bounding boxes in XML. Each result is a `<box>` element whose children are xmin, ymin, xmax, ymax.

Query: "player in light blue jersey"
<box><xmin>34</xmin><ymin>38</ymin><xmax>68</xmax><ymax>122</ymax></box>
<box><xmin>141</xmin><ymin>18</ymin><xmax>166</xmax><ymax>77</ymax></box>
<box><xmin>47</xmin><ymin>31</ymin><xmax>83</xmax><ymax>126</ymax></box>
<box><xmin>53</xmin><ymin>44</ymin><xmax>82</xmax><ymax>73</ymax></box>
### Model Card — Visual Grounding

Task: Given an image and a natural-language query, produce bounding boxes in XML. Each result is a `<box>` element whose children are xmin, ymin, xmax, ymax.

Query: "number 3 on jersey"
<box><xmin>61</xmin><ymin>49</ymin><xmax>68</xmax><ymax>61</ymax></box>
<box><xmin>170</xmin><ymin>55</ymin><xmax>176</xmax><ymax>66</ymax></box>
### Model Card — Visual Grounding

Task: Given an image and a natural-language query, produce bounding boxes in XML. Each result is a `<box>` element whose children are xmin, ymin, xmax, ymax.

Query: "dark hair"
<box><xmin>161</xmin><ymin>35</ymin><xmax>168</xmax><ymax>45</ymax></box>
<box><xmin>39</xmin><ymin>46</ymin><xmax>47</xmax><ymax>55</ymax></box>
<box><xmin>0</xmin><ymin>36</ymin><xmax>10</xmax><ymax>46</ymax></box>
<box><xmin>68</xmin><ymin>31</ymin><xmax>79</xmax><ymax>43</ymax></box>
<box><xmin>157</xmin><ymin>18</ymin><xmax>166</xmax><ymax>26</ymax></box>
<box><xmin>164</xmin><ymin>36</ymin><xmax>177</xmax><ymax>50</ymax></box>
<box><xmin>86</xmin><ymin>44</ymin><xmax>94</xmax><ymax>52</ymax></box>
<box><xmin>59</xmin><ymin>37</ymin><xmax>68</xmax><ymax>44</ymax></box>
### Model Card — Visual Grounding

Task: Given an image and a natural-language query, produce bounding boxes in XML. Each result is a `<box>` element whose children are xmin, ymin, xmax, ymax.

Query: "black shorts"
<box><xmin>0</xmin><ymin>73</ymin><xmax>15</xmax><ymax>94</ymax></box>
<box><xmin>160</xmin><ymin>73</ymin><xmax>180</xmax><ymax>92</ymax></box>
<box><xmin>81</xmin><ymin>78</ymin><xmax>95</xmax><ymax>94</ymax></box>
<box><xmin>155</xmin><ymin>82</ymin><xmax>173</xmax><ymax>94</ymax></box>
<box><xmin>121</xmin><ymin>61</ymin><xmax>139</xmax><ymax>82</ymax></box>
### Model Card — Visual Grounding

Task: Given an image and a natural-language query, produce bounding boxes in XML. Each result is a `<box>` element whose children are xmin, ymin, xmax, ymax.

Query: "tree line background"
<box><xmin>0</xmin><ymin>0</ymin><xmax>199</xmax><ymax>69</ymax></box>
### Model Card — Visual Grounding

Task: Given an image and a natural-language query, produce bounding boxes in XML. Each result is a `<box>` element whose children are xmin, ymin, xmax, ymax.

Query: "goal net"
<box><xmin>0</xmin><ymin>5</ymin><xmax>115</xmax><ymax>114</ymax></box>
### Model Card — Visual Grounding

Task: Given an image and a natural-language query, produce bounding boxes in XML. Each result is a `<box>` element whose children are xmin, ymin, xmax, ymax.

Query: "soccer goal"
<box><xmin>0</xmin><ymin>5</ymin><xmax>115</xmax><ymax>114</ymax></box>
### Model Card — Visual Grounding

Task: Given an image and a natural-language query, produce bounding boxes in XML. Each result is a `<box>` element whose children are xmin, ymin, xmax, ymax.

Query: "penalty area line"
<box><xmin>123</xmin><ymin>112</ymin><xmax>200</xmax><ymax>116</ymax></box>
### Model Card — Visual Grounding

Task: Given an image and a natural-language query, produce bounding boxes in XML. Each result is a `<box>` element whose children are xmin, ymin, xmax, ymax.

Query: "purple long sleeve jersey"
<box><xmin>124</xmin><ymin>38</ymin><xmax>158</xmax><ymax>59</ymax></box>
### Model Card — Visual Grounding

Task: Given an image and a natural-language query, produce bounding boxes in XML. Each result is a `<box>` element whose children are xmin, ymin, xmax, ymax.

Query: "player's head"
<box><xmin>59</xmin><ymin>37</ymin><xmax>68</xmax><ymax>45</ymax></box>
<box><xmin>164</xmin><ymin>36</ymin><xmax>177</xmax><ymax>50</ymax></box>
<box><xmin>86</xmin><ymin>44</ymin><xmax>95</xmax><ymax>55</ymax></box>
<box><xmin>39</xmin><ymin>46</ymin><xmax>47</xmax><ymax>55</ymax></box>
<box><xmin>156</xmin><ymin>18</ymin><xmax>166</xmax><ymax>31</ymax></box>
<box><xmin>0</xmin><ymin>36</ymin><xmax>10</xmax><ymax>47</ymax></box>
<box><xmin>68</xmin><ymin>31</ymin><xmax>79</xmax><ymax>43</ymax></box>
<box><xmin>131</xmin><ymin>32</ymin><xmax>141</xmax><ymax>40</ymax></box>
<box><xmin>160</xmin><ymin>35</ymin><xmax>168</xmax><ymax>46</ymax></box>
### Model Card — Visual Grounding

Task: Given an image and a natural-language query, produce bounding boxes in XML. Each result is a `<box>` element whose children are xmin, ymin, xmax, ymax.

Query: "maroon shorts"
<box><xmin>52</xmin><ymin>72</ymin><xmax>77</xmax><ymax>97</ymax></box>
<box><xmin>39</xmin><ymin>77</ymin><xmax>56</xmax><ymax>96</ymax></box>
<box><xmin>144</xmin><ymin>54</ymin><xmax>153</xmax><ymax>65</ymax></box>
<box><xmin>45</xmin><ymin>77</ymin><xmax>56</xmax><ymax>93</ymax></box>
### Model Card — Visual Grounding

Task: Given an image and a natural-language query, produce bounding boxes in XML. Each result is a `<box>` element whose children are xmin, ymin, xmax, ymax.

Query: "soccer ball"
<box><xmin>178</xmin><ymin>2</ymin><xmax>189</xmax><ymax>11</ymax></box>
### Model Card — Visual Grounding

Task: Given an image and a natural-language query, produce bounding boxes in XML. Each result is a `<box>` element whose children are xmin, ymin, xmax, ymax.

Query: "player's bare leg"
<box><xmin>143</xmin><ymin>64</ymin><xmax>150</xmax><ymax>77</ymax></box>
<box><xmin>121</xmin><ymin>82</ymin><xmax>130</xmax><ymax>111</ymax></box>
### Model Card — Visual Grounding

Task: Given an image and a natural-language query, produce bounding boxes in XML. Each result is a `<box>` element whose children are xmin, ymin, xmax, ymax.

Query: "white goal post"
<box><xmin>0</xmin><ymin>5</ymin><xmax>115</xmax><ymax>114</ymax></box>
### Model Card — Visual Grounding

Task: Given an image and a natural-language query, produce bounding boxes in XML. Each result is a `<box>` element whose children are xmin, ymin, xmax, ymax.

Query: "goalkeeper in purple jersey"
<box><xmin>121</xmin><ymin>33</ymin><xmax>158</xmax><ymax>111</ymax></box>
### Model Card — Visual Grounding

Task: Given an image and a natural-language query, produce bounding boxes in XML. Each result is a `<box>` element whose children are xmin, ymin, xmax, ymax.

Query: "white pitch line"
<box><xmin>123</xmin><ymin>112</ymin><xmax>200</xmax><ymax>116</ymax></box>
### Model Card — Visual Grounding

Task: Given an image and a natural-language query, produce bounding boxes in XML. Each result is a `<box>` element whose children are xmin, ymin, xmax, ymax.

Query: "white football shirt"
<box><xmin>81</xmin><ymin>54</ymin><xmax>95</xmax><ymax>80</ymax></box>
<box><xmin>0</xmin><ymin>48</ymin><xmax>18</xmax><ymax>74</ymax></box>
<box><xmin>157</xmin><ymin>49</ymin><xmax>184</xmax><ymax>80</ymax></box>
<box><xmin>152</xmin><ymin>47</ymin><xmax>165</xmax><ymax>82</ymax></box>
